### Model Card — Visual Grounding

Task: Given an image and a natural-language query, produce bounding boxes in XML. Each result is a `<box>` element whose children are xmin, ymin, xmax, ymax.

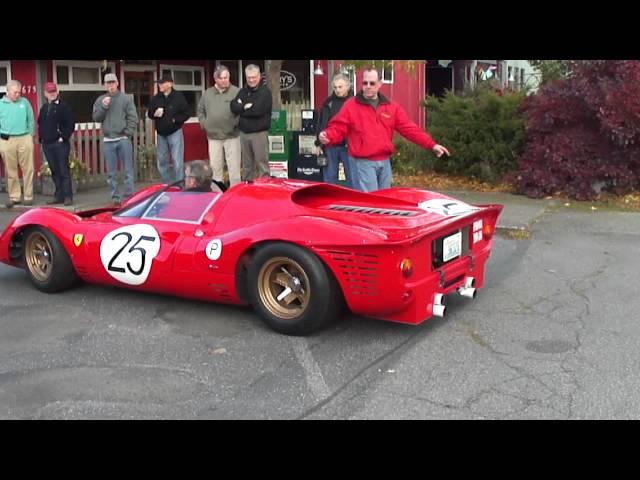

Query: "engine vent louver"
<box><xmin>327</xmin><ymin>205</ymin><xmax>418</xmax><ymax>217</ymax></box>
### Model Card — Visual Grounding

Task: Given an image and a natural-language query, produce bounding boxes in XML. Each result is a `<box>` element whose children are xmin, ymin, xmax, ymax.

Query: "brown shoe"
<box><xmin>64</xmin><ymin>198</ymin><xmax>73</xmax><ymax>206</ymax></box>
<box><xmin>5</xmin><ymin>200</ymin><xmax>19</xmax><ymax>208</ymax></box>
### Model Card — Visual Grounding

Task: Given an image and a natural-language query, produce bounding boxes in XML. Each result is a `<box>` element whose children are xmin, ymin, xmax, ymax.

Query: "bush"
<box><xmin>391</xmin><ymin>135</ymin><xmax>436</xmax><ymax>175</ymax></box>
<box><xmin>511</xmin><ymin>60</ymin><xmax>640</xmax><ymax>200</ymax></box>
<box><xmin>420</xmin><ymin>84</ymin><xmax>527</xmax><ymax>183</ymax></box>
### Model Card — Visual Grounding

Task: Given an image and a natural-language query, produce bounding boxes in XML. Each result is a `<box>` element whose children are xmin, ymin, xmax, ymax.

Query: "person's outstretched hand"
<box><xmin>432</xmin><ymin>144</ymin><xmax>450</xmax><ymax>158</ymax></box>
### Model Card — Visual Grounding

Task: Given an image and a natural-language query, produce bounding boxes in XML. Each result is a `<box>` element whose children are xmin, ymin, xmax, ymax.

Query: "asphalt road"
<box><xmin>1</xmin><ymin>206</ymin><xmax>639</xmax><ymax>419</ymax></box>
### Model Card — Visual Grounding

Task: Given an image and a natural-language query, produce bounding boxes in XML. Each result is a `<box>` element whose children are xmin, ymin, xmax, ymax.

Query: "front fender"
<box><xmin>0</xmin><ymin>208</ymin><xmax>82</xmax><ymax>266</ymax></box>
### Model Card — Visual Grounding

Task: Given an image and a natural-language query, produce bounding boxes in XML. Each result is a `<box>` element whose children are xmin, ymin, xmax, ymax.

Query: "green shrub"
<box><xmin>418</xmin><ymin>85</ymin><xmax>527</xmax><ymax>183</ymax></box>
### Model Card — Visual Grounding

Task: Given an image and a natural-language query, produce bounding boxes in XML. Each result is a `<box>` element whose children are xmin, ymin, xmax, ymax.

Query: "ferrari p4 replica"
<box><xmin>0</xmin><ymin>179</ymin><xmax>502</xmax><ymax>335</ymax></box>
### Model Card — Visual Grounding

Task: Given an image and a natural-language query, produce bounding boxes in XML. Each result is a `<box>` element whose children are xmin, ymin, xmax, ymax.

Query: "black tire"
<box><xmin>23</xmin><ymin>226</ymin><xmax>79</xmax><ymax>293</ymax></box>
<box><xmin>247</xmin><ymin>242</ymin><xmax>342</xmax><ymax>336</ymax></box>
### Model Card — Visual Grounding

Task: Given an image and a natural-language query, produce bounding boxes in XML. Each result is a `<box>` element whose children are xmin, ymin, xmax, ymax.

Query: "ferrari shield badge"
<box><xmin>73</xmin><ymin>234</ymin><xmax>84</xmax><ymax>247</ymax></box>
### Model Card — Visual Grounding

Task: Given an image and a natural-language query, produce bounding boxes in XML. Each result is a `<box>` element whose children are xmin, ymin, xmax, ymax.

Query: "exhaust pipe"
<box><xmin>458</xmin><ymin>286</ymin><xmax>477</xmax><ymax>299</ymax></box>
<box><xmin>464</xmin><ymin>276</ymin><xmax>475</xmax><ymax>288</ymax></box>
<box><xmin>434</xmin><ymin>293</ymin><xmax>446</xmax><ymax>306</ymax></box>
<box><xmin>433</xmin><ymin>303</ymin><xmax>446</xmax><ymax>317</ymax></box>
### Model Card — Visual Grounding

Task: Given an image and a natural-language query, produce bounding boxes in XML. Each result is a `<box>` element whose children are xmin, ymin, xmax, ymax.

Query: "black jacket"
<box><xmin>37</xmin><ymin>97</ymin><xmax>74</xmax><ymax>144</ymax></box>
<box><xmin>147</xmin><ymin>88</ymin><xmax>191</xmax><ymax>136</ymax></box>
<box><xmin>230</xmin><ymin>83</ymin><xmax>272</xmax><ymax>134</ymax></box>
<box><xmin>315</xmin><ymin>90</ymin><xmax>353</xmax><ymax>147</ymax></box>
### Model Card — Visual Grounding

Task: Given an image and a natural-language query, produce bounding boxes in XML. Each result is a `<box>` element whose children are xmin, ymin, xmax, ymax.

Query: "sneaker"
<box><xmin>23</xmin><ymin>200</ymin><xmax>33</xmax><ymax>206</ymax></box>
<box><xmin>64</xmin><ymin>198</ymin><xmax>73</xmax><ymax>206</ymax></box>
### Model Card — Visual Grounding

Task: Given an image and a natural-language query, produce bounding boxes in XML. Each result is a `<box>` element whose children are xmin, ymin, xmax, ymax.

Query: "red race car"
<box><xmin>0</xmin><ymin>179</ymin><xmax>502</xmax><ymax>335</ymax></box>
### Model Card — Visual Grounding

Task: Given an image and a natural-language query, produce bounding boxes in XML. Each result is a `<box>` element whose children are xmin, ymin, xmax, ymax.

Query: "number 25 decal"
<box><xmin>100</xmin><ymin>224</ymin><xmax>161</xmax><ymax>285</ymax></box>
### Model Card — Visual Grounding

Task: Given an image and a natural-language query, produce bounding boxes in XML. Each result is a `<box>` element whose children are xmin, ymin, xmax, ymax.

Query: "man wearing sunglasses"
<box><xmin>319</xmin><ymin>68</ymin><xmax>449</xmax><ymax>192</ymax></box>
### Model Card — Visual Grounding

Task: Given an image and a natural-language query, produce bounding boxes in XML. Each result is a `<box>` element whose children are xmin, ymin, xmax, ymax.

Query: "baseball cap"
<box><xmin>157</xmin><ymin>74</ymin><xmax>174</xmax><ymax>84</ymax></box>
<box><xmin>104</xmin><ymin>73</ymin><xmax>118</xmax><ymax>83</ymax></box>
<box><xmin>44</xmin><ymin>82</ymin><xmax>57</xmax><ymax>93</ymax></box>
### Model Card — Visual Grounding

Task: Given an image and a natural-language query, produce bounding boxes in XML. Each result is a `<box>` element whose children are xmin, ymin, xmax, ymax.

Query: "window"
<box><xmin>280</xmin><ymin>59</ymin><xmax>311</xmax><ymax>104</ymax></box>
<box><xmin>342</xmin><ymin>64</ymin><xmax>356</xmax><ymax>89</ymax></box>
<box><xmin>381</xmin><ymin>61</ymin><xmax>394</xmax><ymax>84</ymax></box>
<box><xmin>159</xmin><ymin>64</ymin><xmax>205</xmax><ymax>118</ymax></box>
<box><xmin>54</xmin><ymin>60</ymin><xmax>117</xmax><ymax>123</ymax></box>
<box><xmin>54</xmin><ymin>60</ymin><xmax>115</xmax><ymax>88</ymax></box>
<box><xmin>0</xmin><ymin>61</ymin><xmax>10</xmax><ymax>99</ymax></box>
<box><xmin>72</xmin><ymin>66</ymin><xmax>100</xmax><ymax>84</ymax></box>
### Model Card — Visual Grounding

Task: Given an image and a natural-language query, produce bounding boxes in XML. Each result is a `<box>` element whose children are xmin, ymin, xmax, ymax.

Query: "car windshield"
<box><xmin>116</xmin><ymin>190</ymin><xmax>221</xmax><ymax>224</ymax></box>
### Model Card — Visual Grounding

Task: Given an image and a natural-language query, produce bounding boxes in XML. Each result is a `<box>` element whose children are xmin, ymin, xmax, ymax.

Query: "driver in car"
<box><xmin>184</xmin><ymin>160</ymin><xmax>224</xmax><ymax>193</ymax></box>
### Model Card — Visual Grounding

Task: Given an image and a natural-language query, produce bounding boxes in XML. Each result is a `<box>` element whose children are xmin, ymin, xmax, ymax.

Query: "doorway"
<box><xmin>123</xmin><ymin>70</ymin><xmax>155</xmax><ymax>120</ymax></box>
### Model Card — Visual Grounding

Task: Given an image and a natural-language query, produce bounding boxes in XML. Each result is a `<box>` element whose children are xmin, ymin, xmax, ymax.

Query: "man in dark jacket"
<box><xmin>315</xmin><ymin>73</ymin><xmax>355</xmax><ymax>188</ymax></box>
<box><xmin>37</xmin><ymin>82</ymin><xmax>75</xmax><ymax>206</ymax></box>
<box><xmin>230</xmin><ymin>64</ymin><xmax>272</xmax><ymax>181</ymax></box>
<box><xmin>147</xmin><ymin>75</ymin><xmax>191</xmax><ymax>183</ymax></box>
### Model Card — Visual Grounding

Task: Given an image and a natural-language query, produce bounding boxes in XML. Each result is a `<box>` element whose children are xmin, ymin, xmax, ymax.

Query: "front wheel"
<box><xmin>23</xmin><ymin>227</ymin><xmax>79</xmax><ymax>293</ymax></box>
<box><xmin>247</xmin><ymin>243</ymin><xmax>342</xmax><ymax>335</ymax></box>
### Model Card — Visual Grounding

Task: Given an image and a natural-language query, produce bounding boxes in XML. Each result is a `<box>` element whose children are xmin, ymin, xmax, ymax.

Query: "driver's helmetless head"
<box><xmin>185</xmin><ymin>160</ymin><xmax>213</xmax><ymax>190</ymax></box>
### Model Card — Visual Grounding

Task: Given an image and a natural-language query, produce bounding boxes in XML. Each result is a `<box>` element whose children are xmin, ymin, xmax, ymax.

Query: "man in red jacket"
<box><xmin>319</xmin><ymin>67</ymin><xmax>450</xmax><ymax>192</ymax></box>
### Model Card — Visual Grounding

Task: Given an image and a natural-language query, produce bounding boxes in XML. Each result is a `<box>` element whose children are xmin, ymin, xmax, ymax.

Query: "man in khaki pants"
<box><xmin>0</xmin><ymin>80</ymin><xmax>35</xmax><ymax>208</ymax></box>
<box><xmin>197</xmin><ymin>65</ymin><xmax>241</xmax><ymax>186</ymax></box>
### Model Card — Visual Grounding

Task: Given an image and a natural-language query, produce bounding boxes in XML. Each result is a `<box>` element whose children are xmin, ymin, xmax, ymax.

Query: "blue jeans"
<box><xmin>156</xmin><ymin>129</ymin><xmax>184</xmax><ymax>184</ymax></box>
<box><xmin>103</xmin><ymin>138</ymin><xmax>134</xmax><ymax>201</ymax></box>
<box><xmin>323</xmin><ymin>145</ymin><xmax>356</xmax><ymax>189</ymax></box>
<box><xmin>353</xmin><ymin>158</ymin><xmax>392</xmax><ymax>192</ymax></box>
<box><xmin>42</xmin><ymin>141</ymin><xmax>72</xmax><ymax>201</ymax></box>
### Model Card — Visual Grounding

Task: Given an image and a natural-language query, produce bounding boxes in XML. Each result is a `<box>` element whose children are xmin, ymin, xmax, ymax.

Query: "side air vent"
<box><xmin>325</xmin><ymin>250</ymin><xmax>379</xmax><ymax>296</ymax></box>
<box><xmin>327</xmin><ymin>205</ymin><xmax>418</xmax><ymax>217</ymax></box>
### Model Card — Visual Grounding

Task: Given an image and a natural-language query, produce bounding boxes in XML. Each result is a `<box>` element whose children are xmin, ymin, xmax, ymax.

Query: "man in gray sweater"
<box><xmin>197</xmin><ymin>65</ymin><xmax>241</xmax><ymax>186</ymax></box>
<box><xmin>92</xmin><ymin>73</ymin><xmax>139</xmax><ymax>205</ymax></box>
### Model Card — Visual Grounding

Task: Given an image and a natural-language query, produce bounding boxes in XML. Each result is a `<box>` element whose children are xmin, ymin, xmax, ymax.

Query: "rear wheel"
<box><xmin>248</xmin><ymin>243</ymin><xmax>342</xmax><ymax>335</ymax></box>
<box><xmin>23</xmin><ymin>227</ymin><xmax>79</xmax><ymax>293</ymax></box>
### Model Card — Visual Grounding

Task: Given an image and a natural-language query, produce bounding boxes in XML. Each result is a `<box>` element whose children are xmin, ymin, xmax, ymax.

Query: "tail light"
<box><xmin>400</xmin><ymin>258</ymin><xmax>414</xmax><ymax>278</ymax></box>
<box><xmin>483</xmin><ymin>222</ymin><xmax>495</xmax><ymax>240</ymax></box>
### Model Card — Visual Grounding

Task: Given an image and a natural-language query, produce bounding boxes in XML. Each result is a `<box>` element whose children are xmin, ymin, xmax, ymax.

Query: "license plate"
<box><xmin>442</xmin><ymin>231</ymin><xmax>462</xmax><ymax>262</ymax></box>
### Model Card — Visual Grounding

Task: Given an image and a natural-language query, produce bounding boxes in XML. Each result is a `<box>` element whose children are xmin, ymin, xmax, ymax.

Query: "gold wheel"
<box><xmin>257</xmin><ymin>256</ymin><xmax>310</xmax><ymax>320</ymax></box>
<box><xmin>25</xmin><ymin>231</ymin><xmax>54</xmax><ymax>282</ymax></box>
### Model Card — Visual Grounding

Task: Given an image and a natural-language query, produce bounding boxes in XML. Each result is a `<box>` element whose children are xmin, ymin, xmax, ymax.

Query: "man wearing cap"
<box><xmin>147</xmin><ymin>74</ymin><xmax>190</xmax><ymax>184</ymax></box>
<box><xmin>92</xmin><ymin>73</ymin><xmax>139</xmax><ymax>205</ymax></box>
<box><xmin>37</xmin><ymin>82</ymin><xmax>75</xmax><ymax>206</ymax></box>
<box><xmin>0</xmin><ymin>80</ymin><xmax>35</xmax><ymax>208</ymax></box>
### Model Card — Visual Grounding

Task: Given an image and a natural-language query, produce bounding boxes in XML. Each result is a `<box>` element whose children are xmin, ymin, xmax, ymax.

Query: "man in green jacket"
<box><xmin>197</xmin><ymin>65</ymin><xmax>241</xmax><ymax>186</ymax></box>
<box><xmin>0</xmin><ymin>80</ymin><xmax>35</xmax><ymax>208</ymax></box>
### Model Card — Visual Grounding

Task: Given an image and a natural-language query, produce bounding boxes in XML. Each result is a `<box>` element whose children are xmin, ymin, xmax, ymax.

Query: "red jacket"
<box><xmin>323</xmin><ymin>92</ymin><xmax>436</xmax><ymax>160</ymax></box>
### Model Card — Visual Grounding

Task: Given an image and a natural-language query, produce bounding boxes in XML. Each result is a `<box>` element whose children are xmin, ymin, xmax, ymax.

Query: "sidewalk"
<box><xmin>0</xmin><ymin>182</ymin><xmax>156</xmax><ymax>214</ymax></box>
<box><xmin>1</xmin><ymin>182</ymin><xmax>555</xmax><ymax>233</ymax></box>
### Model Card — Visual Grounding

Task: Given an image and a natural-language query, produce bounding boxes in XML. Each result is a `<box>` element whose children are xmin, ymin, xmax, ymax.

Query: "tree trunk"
<box><xmin>266</xmin><ymin>60</ymin><xmax>283</xmax><ymax>110</ymax></box>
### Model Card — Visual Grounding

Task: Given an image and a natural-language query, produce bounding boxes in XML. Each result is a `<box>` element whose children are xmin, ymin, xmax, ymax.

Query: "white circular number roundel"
<box><xmin>418</xmin><ymin>198</ymin><xmax>478</xmax><ymax>216</ymax></box>
<box><xmin>99</xmin><ymin>224</ymin><xmax>161</xmax><ymax>286</ymax></box>
<box><xmin>205</xmin><ymin>239</ymin><xmax>222</xmax><ymax>261</ymax></box>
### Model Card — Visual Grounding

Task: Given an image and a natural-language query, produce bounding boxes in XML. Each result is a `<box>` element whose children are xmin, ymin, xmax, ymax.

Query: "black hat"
<box><xmin>158</xmin><ymin>74</ymin><xmax>174</xmax><ymax>84</ymax></box>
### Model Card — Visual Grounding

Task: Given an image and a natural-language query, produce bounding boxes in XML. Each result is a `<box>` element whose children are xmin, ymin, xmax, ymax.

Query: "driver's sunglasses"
<box><xmin>362</xmin><ymin>81</ymin><xmax>377</xmax><ymax>86</ymax></box>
